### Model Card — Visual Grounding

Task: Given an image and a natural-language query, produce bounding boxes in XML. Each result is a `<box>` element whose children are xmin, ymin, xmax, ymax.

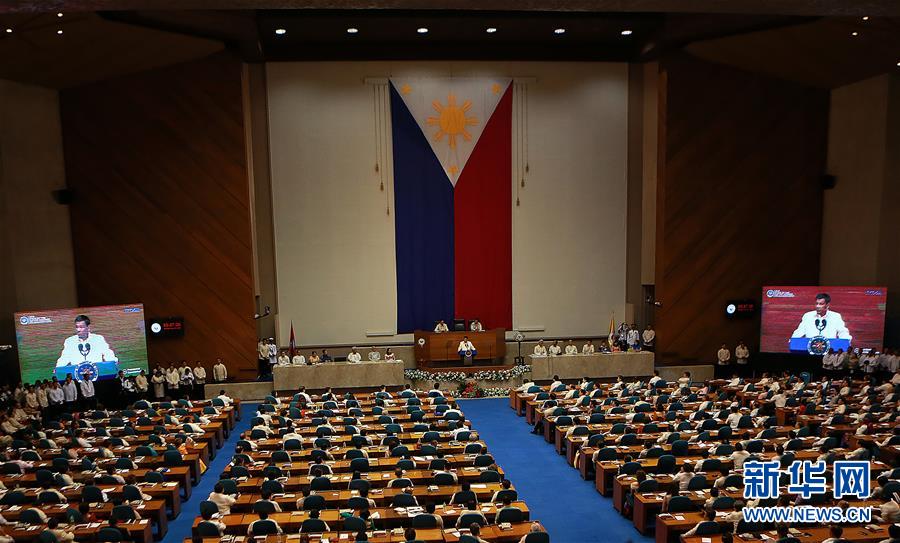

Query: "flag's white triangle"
<box><xmin>391</xmin><ymin>77</ymin><xmax>511</xmax><ymax>186</ymax></box>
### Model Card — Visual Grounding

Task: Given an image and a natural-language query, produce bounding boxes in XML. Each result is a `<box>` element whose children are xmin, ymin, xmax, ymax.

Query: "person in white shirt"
<box><xmin>582</xmin><ymin>340</ymin><xmax>595</xmax><ymax>354</ymax></box>
<box><xmin>434</xmin><ymin>320</ymin><xmax>449</xmax><ymax>333</ymax></box>
<box><xmin>717</xmin><ymin>345</ymin><xmax>731</xmax><ymax>366</ymax></box>
<box><xmin>208</xmin><ymin>483</ymin><xmax>236</xmax><ymax>515</ymax></box>
<box><xmin>291</xmin><ymin>352</ymin><xmax>306</xmax><ymax>365</ymax></box>
<box><xmin>213</xmin><ymin>359</ymin><xmax>228</xmax><ymax>382</ymax></box>
<box><xmin>626</xmin><ymin>326</ymin><xmax>640</xmax><ymax>350</ymax></box>
<box><xmin>648</xmin><ymin>371</ymin><xmax>662</xmax><ymax>386</ymax></box>
<box><xmin>216</xmin><ymin>390</ymin><xmax>233</xmax><ymax>406</ymax></box>
<box><xmin>78</xmin><ymin>377</ymin><xmax>95</xmax><ymax>409</ymax></box>
<box><xmin>673</xmin><ymin>464</ymin><xmax>695</xmax><ymax>491</ymax></box>
<box><xmin>56</xmin><ymin>314</ymin><xmax>117</xmax><ymax>367</ymax></box>
<box><xmin>267</xmin><ymin>339</ymin><xmax>278</xmax><ymax>368</ymax></box>
<box><xmin>533</xmin><ymin>340</ymin><xmax>547</xmax><ymax>357</ymax></box>
<box><xmin>564</xmin><ymin>340</ymin><xmax>578</xmax><ymax>355</ymax></box>
<box><xmin>791</xmin><ymin>292</ymin><xmax>852</xmax><ymax>341</ymax></box>
<box><xmin>165</xmin><ymin>364</ymin><xmax>180</xmax><ymax>395</ymax></box>
<box><xmin>457</xmin><ymin>336</ymin><xmax>475</xmax><ymax>360</ymax></box>
<box><xmin>641</xmin><ymin>326</ymin><xmax>655</xmax><ymax>351</ymax></box>
<box><xmin>277</xmin><ymin>351</ymin><xmax>290</xmax><ymax>366</ymax></box>
<box><xmin>347</xmin><ymin>347</ymin><xmax>362</xmax><ymax>363</ymax></box>
<box><xmin>469</xmin><ymin>319</ymin><xmax>483</xmax><ymax>332</ymax></box>
<box><xmin>547</xmin><ymin>340</ymin><xmax>562</xmax><ymax>356</ymax></box>
<box><xmin>61</xmin><ymin>377</ymin><xmax>78</xmax><ymax>411</ymax></box>
<box><xmin>725</xmin><ymin>405</ymin><xmax>743</xmax><ymax>429</ymax></box>
<box><xmin>735</xmin><ymin>342</ymin><xmax>750</xmax><ymax>365</ymax></box>
<box><xmin>151</xmin><ymin>368</ymin><xmax>166</xmax><ymax>399</ymax></box>
<box><xmin>193</xmin><ymin>364</ymin><xmax>206</xmax><ymax>385</ymax></box>
<box><xmin>384</xmin><ymin>348</ymin><xmax>396</xmax><ymax>361</ymax></box>
<box><xmin>368</xmin><ymin>347</ymin><xmax>381</xmax><ymax>361</ymax></box>
<box><xmin>729</xmin><ymin>443</ymin><xmax>751</xmax><ymax>469</ymax></box>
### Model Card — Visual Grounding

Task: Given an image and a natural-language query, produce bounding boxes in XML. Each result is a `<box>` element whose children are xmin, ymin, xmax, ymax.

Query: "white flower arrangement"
<box><xmin>403</xmin><ymin>365</ymin><xmax>531</xmax><ymax>383</ymax></box>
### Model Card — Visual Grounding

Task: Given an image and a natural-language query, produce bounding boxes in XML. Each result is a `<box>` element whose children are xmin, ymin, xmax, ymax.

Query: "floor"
<box><xmin>458</xmin><ymin>398</ymin><xmax>653</xmax><ymax>543</ymax></box>
<box><xmin>160</xmin><ymin>402</ymin><xmax>257</xmax><ymax>543</ymax></box>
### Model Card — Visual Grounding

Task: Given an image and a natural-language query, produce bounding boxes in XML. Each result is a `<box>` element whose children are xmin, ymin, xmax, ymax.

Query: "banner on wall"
<box><xmin>390</xmin><ymin>78</ymin><xmax>513</xmax><ymax>333</ymax></box>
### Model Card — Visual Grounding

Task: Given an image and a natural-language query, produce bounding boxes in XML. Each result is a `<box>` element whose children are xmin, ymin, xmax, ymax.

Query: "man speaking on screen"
<box><xmin>790</xmin><ymin>293</ymin><xmax>852</xmax><ymax>341</ymax></box>
<box><xmin>56</xmin><ymin>315</ymin><xmax>117</xmax><ymax>367</ymax></box>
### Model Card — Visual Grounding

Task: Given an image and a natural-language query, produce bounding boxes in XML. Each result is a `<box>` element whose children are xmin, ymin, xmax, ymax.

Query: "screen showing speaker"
<box><xmin>14</xmin><ymin>304</ymin><xmax>149</xmax><ymax>384</ymax></box>
<box><xmin>760</xmin><ymin>286</ymin><xmax>886</xmax><ymax>354</ymax></box>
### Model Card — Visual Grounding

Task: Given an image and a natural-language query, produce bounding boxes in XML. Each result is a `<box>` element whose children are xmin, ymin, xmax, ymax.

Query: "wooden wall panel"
<box><xmin>654</xmin><ymin>55</ymin><xmax>828</xmax><ymax>365</ymax></box>
<box><xmin>59</xmin><ymin>53</ymin><xmax>258</xmax><ymax>380</ymax></box>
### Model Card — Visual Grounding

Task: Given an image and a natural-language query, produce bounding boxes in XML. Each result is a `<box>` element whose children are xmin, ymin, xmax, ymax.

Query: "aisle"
<box><xmin>458</xmin><ymin>398</ymin><xmax>653</xmax><ymax>543</ymax></box>
<box><xmin>160</xmin><ymin>402</ymin><xmax>257</xmax><ymax>543</ymax></box>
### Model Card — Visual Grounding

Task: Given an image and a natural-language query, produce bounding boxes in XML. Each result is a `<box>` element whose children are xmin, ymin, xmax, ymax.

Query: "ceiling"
<box><xmin>0</xmin><ymin>3</ymin><xmax>898</xmax><ymax>89</ymax></box>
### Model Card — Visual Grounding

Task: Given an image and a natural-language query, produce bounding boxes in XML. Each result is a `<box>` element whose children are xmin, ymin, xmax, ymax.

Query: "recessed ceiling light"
<box><xmin>851</xmin><ymin>31</ymin><xmax>859</xmax><ymax>36</ymax></box>
<box><xmin>346</xmin><ymin>27</ymin><xmax>358</xmax><ymax>34</ymax></box>
<box><xmin>275</xmin><ymin>28</ymin><xmax>287</xmax><ymax>35</ymax></box>
<box><xmin>486</xmin><ymin>27</ymin><xmax>497</xmax><ymax>34</ymax></box>
<box><xmin>554</xmin><ymin>28</ymin><xmax>566</xmax><ymax>35</ymax></box>
<box><xmin>862</xmin><ymin>16</ymin><xmax>869</xmax><ymax>21</ymax></box>
<box><xmin>57</xmin><ymin>12</ymin><xmax>63</xmax><ymax>17</ymax></box>
<box><xmin>621</xmin><ymin>29</ymin><xmax>633</xmax><ymax>36</ymax></box>
<box><xmin>4</xmin><ymin>28</ymin><xmax>11</xmax><ymax>33</ymax></box>
<box><xmin>56</xmin><ymin>29</ymin><xmax>63</xmax><ymax>35</ymax></box>
<box><xmin>896</xmin><ymin>61</ymin><xmax>900</xmax><ymax>67</ymax></box>
<box><xmin>417</xmin><ymin>27</ymin><xmax>428</xmax><ymax>34</ymax></box>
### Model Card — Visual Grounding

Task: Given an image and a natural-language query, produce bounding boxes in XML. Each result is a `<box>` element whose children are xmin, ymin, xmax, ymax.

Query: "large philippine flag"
<box><xmin>390</xmin><ymin>78</ymin><xmax>512</xmax><ymax>333</ymax></box>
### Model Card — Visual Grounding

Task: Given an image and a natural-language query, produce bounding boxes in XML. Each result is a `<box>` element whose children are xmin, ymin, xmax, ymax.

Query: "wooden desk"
<box><xmin>414</xmin><ymin>330</ymin><xmax>506</xmax><ymax>366</ymax></box>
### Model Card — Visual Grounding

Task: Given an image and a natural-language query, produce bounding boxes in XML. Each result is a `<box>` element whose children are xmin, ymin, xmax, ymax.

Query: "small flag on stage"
<box><xmin>608</xmin><ymin>314</ymin><xmax>616</xmax><ymax>342</ymax></box>
<box><xmin>289</xmin><ymin>321</ymin><xmax>297</xmax><ymax>358</ymax></box>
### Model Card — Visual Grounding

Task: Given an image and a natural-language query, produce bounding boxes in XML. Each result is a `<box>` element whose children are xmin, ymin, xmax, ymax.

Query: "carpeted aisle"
<box><xmin>160</xmin><ymin>402</ymin><xmax>257</xmax><ymax>543</ymax></box>
<box><xmin>458</xmin><ymin>398</ymin><xmax>652</xmax><ymax>543</ymax></box>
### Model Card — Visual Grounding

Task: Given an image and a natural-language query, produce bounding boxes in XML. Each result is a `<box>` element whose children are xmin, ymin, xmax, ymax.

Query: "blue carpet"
<box><xmin>161</xmin><ymin>402</ymin><xmax>257</xmax><ymax>543</ymax></box>
<box><xmin>458</xmin><ymin>398</ymin><xmax>652</xmax><ymax>543</ymax></box>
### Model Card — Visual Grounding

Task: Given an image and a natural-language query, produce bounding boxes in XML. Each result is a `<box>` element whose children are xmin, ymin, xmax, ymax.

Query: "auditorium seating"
<box><xmin>510</xmin><ymin>373</ymin><xmax>900</xmax><ymax>542</ymax></box>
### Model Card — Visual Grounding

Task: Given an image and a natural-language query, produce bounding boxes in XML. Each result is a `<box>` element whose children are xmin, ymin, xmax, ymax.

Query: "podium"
<box><xmin>789</xmin><ymin>337</ymin><xmax>851</xmax><ymax>354</ymax></box>
<box><xmin>414</xmin><ymin>329</ymin><xmax>505</xmax><ymax>369</ymax></box>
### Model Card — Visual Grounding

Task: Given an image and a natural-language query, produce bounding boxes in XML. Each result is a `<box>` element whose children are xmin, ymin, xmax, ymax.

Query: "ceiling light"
<box><xmin>346</xmin><ymin>27</ymin><xmax>358</xmax><ymax>34</ymax></box>
<box><xmin>851</xmin><ymin>31</ymin><xmax>859</xmax><ymax>36</ymax></box>
<box><xmin>486</xmin><ymin>27</ymin><xmax>497</xmax><ymax>34</ymax></box>
<box><xmin>275</xmin><ymin>28</ymin><xmax>287</xmax><ymax>35</ymax></box>
<box><xmin>56</xmin><ymin>29</ymin><xmax>63</xmax><ymax>35</ymax></box>
<box><xmin>862</xmin><ymin>16</ymin><xmax>869</xmax><ymax>21</ymax></box>
<box><xmin>554</xmin><ymin>28</ymin><xmax>566</xmax><ymax>35</ymax></box>
<box><xmin>57</xmin><ymin>12</ymin><xmax>63</xmax><ymax>17</ymax></box>
<box><xmin>4</xmin><ymin>28</ymin><xmax>11</xmax><ymax>33</ymax></box>
<box><xmin>417</xmin><ymin>27</ymin><xmax>428</xmax><ymax>34</ymax></box>
<box><xmin>621</xmin><ymin>29</ymin><xmax>633</xmax><ymax>36</ymax></box>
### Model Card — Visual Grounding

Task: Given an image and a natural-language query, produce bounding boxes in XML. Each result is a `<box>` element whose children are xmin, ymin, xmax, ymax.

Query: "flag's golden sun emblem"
<box><xmin>427</xmin><ymin>93</ymin><xmax>478</xmax><ymax>150</ymax></box>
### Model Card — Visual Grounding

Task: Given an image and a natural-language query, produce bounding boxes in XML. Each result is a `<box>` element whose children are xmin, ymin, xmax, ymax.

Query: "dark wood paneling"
<box><xmin>60</xmin><ymin>53</ymin><xmax>258</xmax><ymax>380</ymax></box>
<box><xmin>654</xmin><ymin>54</ymin><xmax>828</xmax><ymax>365</ymax></box>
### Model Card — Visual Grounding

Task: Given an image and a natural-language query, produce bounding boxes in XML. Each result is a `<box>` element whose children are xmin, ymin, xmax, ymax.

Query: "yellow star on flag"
<box><xmin>448</xmin><ymin>165</ymin><xmax>459</xmax><ymax>176</ymax></box>
<box><xmin>400</xmin><ymin>84</ymin><xmax>412</xmax><ymax>95</ymax></box>
<box><xmin>491</xmin><ymin>83</ymin><xmax>502</xmax><ymax>95</ymax></box>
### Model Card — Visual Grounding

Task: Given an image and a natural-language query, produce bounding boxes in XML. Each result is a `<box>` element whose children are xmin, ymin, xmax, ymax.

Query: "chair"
<box><xmin>262</xmin><ymin>479</ymin><xmax>285</xmax><ymax>495</ymax></box>
<box><xmin>112</xmin><ymin>504</ymin><xmax>138</xmax><ymax>521</ymax></box>
<box><xmin>301</xmin><ymin>494</ymin><xmax>326</xmax><ymax>510</ymax></box>
<box><xmin>144</xmin><ymin>471</ymin><xmax>164</xmax><ymax>483</ymax></box>
<box><xmin>38</xmin><ymin>491</ymin><xmax>62</xmax><ymax>504</ymax></box>
<box><xmin>343</xmin><ymin>516</ymin><xmax>367</xmax><ymax>532</ymax></box>
<box><xmin>271</xmin><ymin>450</ymin><xmax>291</xmax><ymax>463</ymax></box>
<box><xmin>656</xmin><ymin>455</ymin><xmax>676</xmax><ymax>474</ymax></box>
<box><xmin>671</xmin><ymin>440</ymin><xmax>689</xmax><ymax>456</ymax></box>
<box><xmin>20</xmin><ymin>508</ymin><xmax>45</xmax><ymax>524</ymax></box>
<box><xmin>197</xmin><ymin>521</ymin><xmax>222</xmax><ymax>537</ymax></box>
<box><xmin>480</xmin><ymin>470</ymin><xmax>501</xmax><ymax>483</ymax></box>
<box><xmin>310</xmin><ymin>476</ymin><xmax>332</xmax><ymax>491</ymax></box>
<box><xmin>687</xmin><ymin>475</ymin><xmax>708</xmax><ymax>490</ymax></box>
<box><xmin>458</xmin><ymin>512</ymin><xmax>487</xmax><ymax>527</ymax></box>
<box><xmin>619</xmin><ymin>433</ymin><xmax>638</xmax><ymax>446</ymax></box>
<box><xmin>300</xmin><ymin>518</ymin><xmax>329</xmax><ymax>533</ymax></box>
<box><xmin>250</xmin><ymin>519</ymin><xmax>280</xmax><ymax>536</ymax></box>
<box><xmin>198</xmin><ymin>500</ymin><xmax>219</xmax><ymax>518</ymax></box>
<box><xmin>637</xmin><ymin>479</ymin><xmax>659</xmax><ymax>492</ymax></box>
<box><xmin>666</xmin><ymin>496</ymin><xmax>695</xmax><ymax>513</ymax></box>
<box><xmin>722</xmin><ymin>474</ymin><xmax>743</xmax><ymax>489</ymax></box>
<box><xmin>522</xmin><ymin>532</ymin><xmax>550</xmax><ymax>543</ymax></box>
<box><xmin>82</xmin><ymin>485</ymin><xmax>105</xmax><ymax>503</ymax></box>
<box><xmin>619</xmin><ymin>461</ymin><xmax>641</xmax><ymax>475</ymax></box>
<box><xmin>35</xmin><ymin>469</ymin><xmax>54</xmax><ymax>484</ymax></box>
<box><xmin>434</xmin><ymin>473</ymin><xmax>457</xmax><ymax>485</ymax></box>
<box><xmin>474</xmin><ymin>454</ymin><xmax>495</xmax><ymax>467</ymax></box>
<box><xmin>694</xmin><ymin>522</ymin><xmax>720</xmax><ymax>535</ymax></box>
<box><xmin>464</xmin><ymin>443</ymin><xmax>483</xmax><ymax>454</ymax></box>
<box><xmin>497</xmin><ymin>507</ymin><xmax>525</xmax><ymax>523</ymax></box>
<box><xmin>392</xmin><ymin>493</ymin><xmax>418</xmax><ymax>507</ymax></box>
<box><xmin>253</xmin><ymin>500</ymin><xmax>278</xmax><ymax>514</ymax></box>
<box><xmin>163</xmin><ymin>450</ymin><xmax>183</xmax><ymax>466</ymax></box>
<box><xmin>712</xmin><ymin>496</ymin><xmax>735</xmax><ymax>510</ymax></box>
<box><xmin>96</xmin><ymin>527</ymin><xmax>125</xmax><ymax>542</ymax></box>
<box><xmin>218</xmin><ymin>479</ymin><xmax>238</xmax><ymax>495</ymax></box>
<box><xmin>596</xmin><ymin>447</ymin><xmax>618</xmax><ymax>461</ymax></box>
<box><xmin>37</xmin><ymin>530</ymin><xmax>59</xmax><ymax>543</ymax></box>
<box><xmin>412</xmin><ymin>514</ymin><xmax>438</xmax><ymax>528</ymax></box>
